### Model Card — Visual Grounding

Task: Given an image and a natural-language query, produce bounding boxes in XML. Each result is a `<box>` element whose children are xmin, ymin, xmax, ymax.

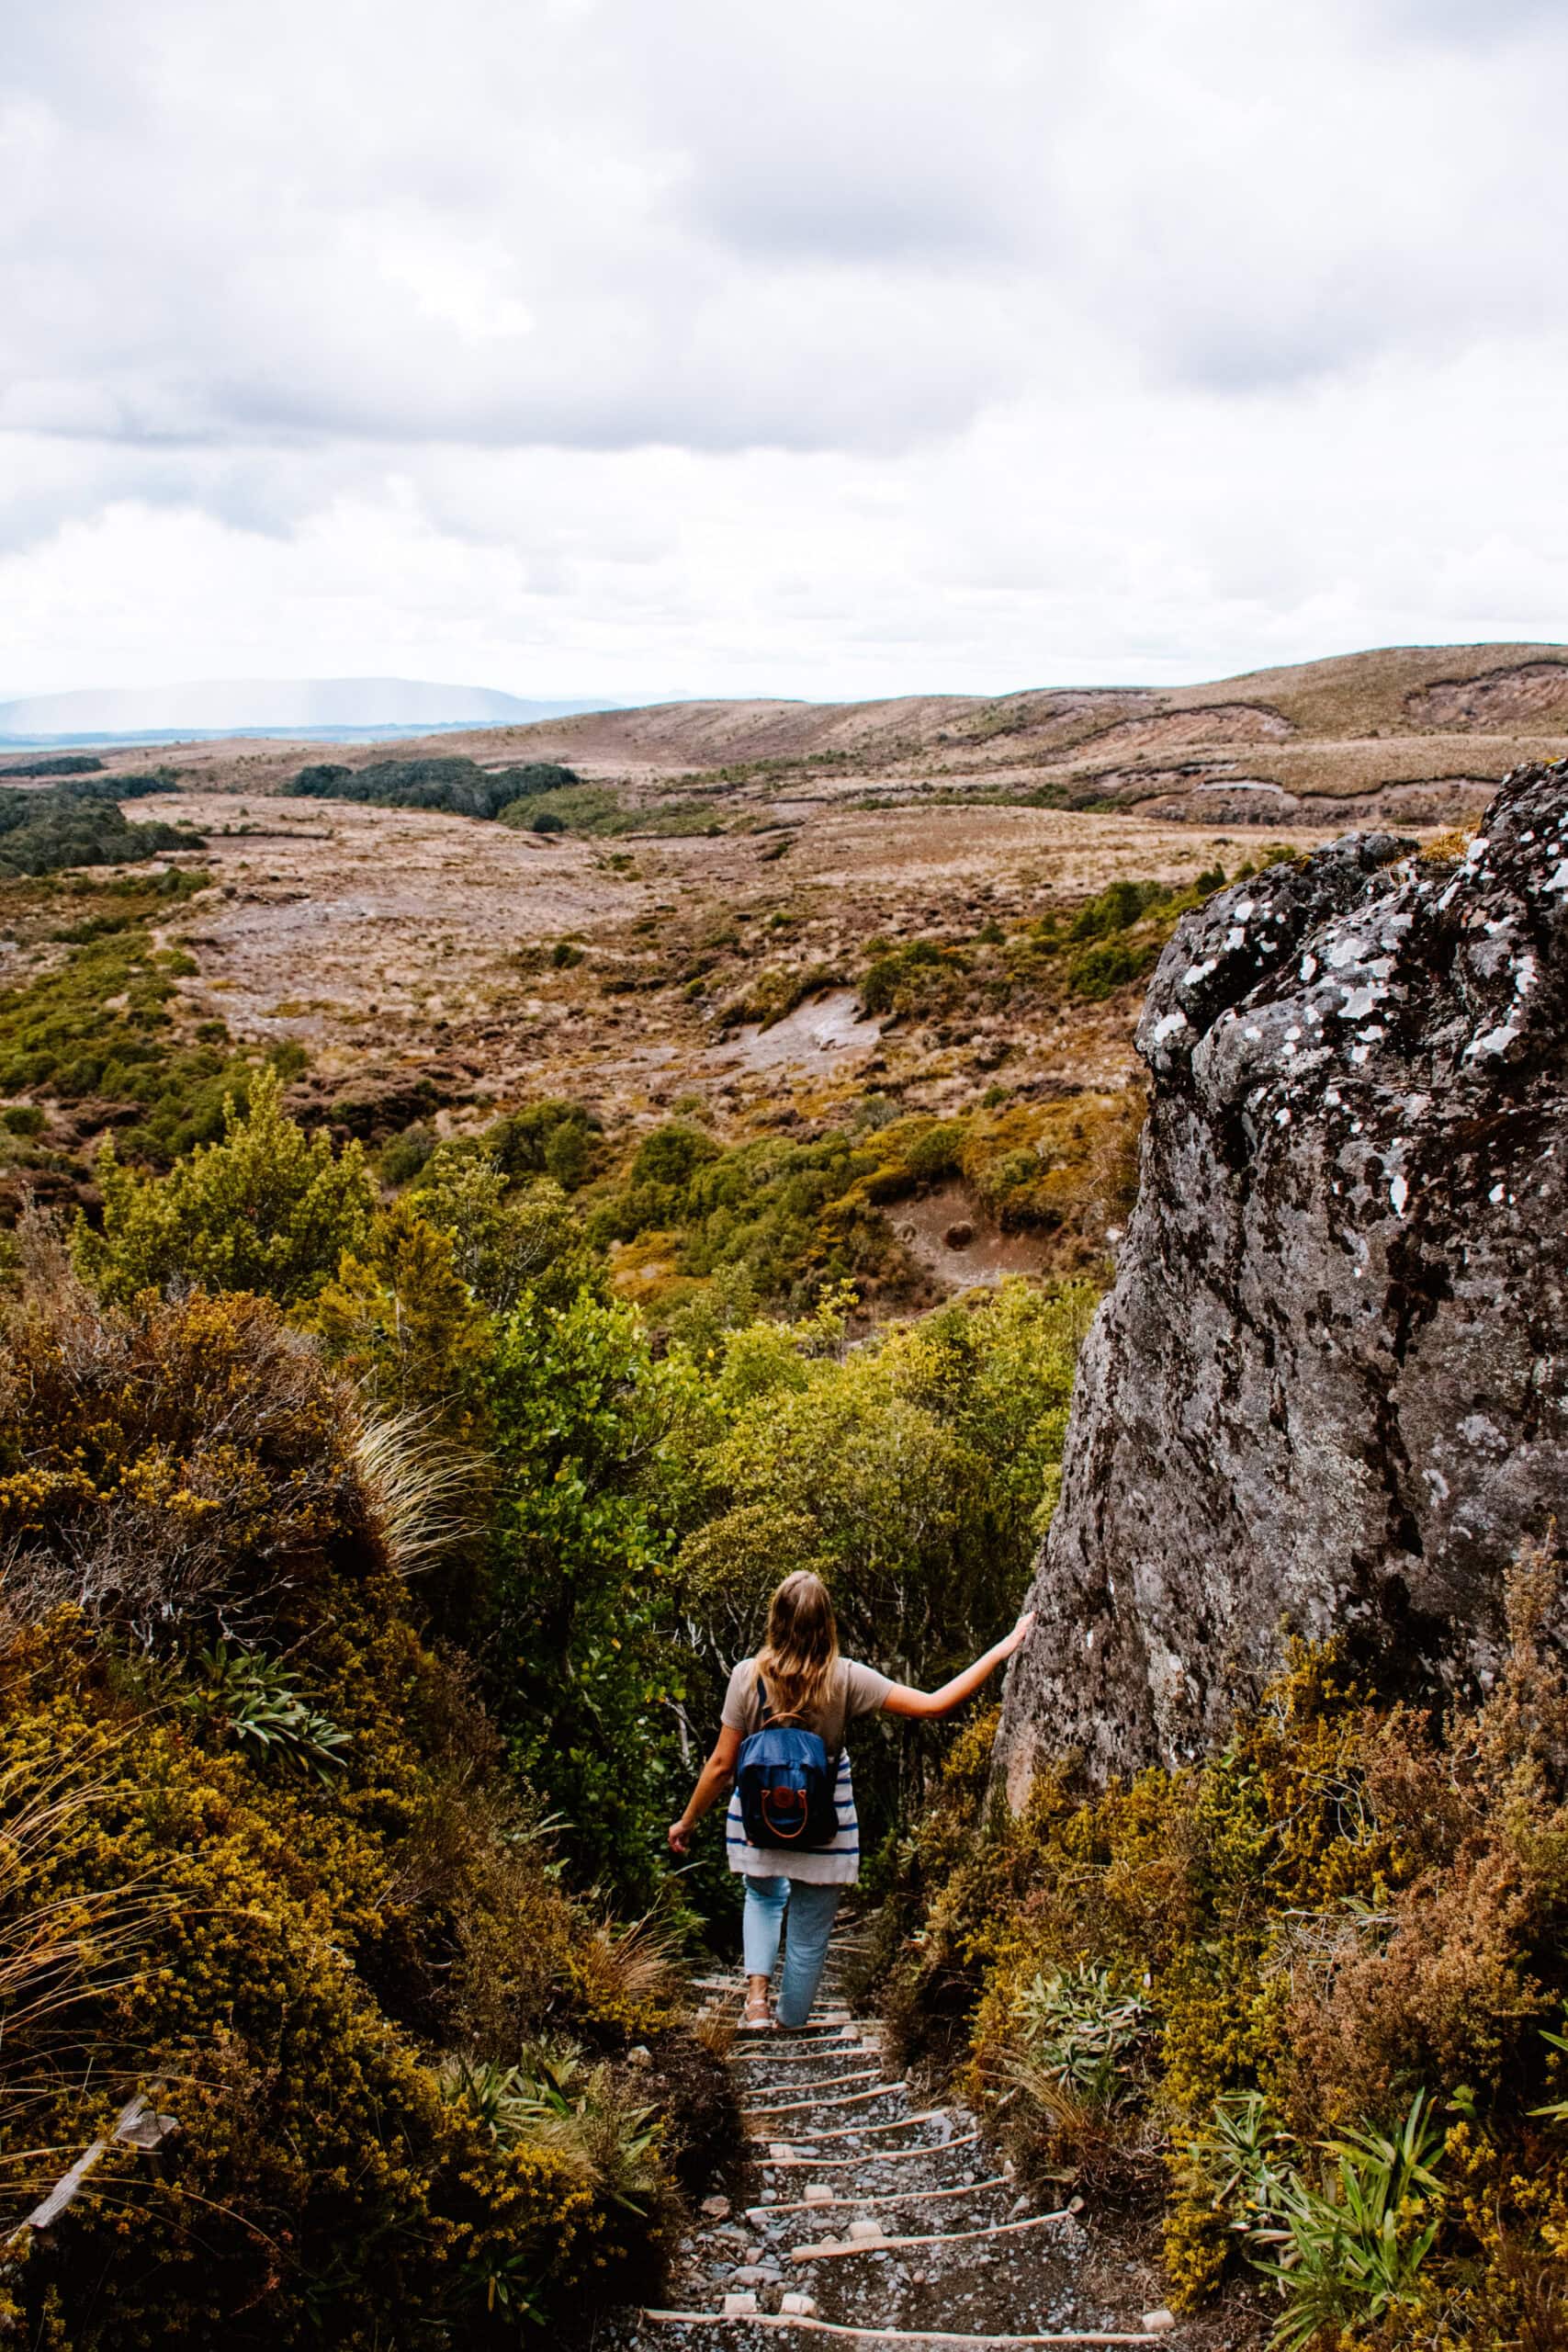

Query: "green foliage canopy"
<box><xmin>80</xmin><ymin>1065</ymin><xmax>376</xmax><ymax>1304</ymax></box>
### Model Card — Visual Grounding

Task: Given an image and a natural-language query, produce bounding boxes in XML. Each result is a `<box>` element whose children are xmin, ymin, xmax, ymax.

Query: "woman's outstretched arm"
<box><xmin>668</xmin><ymin>1724</ymin><xmax>743</xmax><ymax>1855</ymax></box>
<box><xmin>881</xmin><ymin>1610</ymin><xmax>1036</xmax><ymax>1721</ymax></box>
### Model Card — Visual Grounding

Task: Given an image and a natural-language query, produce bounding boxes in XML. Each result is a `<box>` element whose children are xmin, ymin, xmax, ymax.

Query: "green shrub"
<box><xmin>78</xmin><ymin>1065</ymin><xmax>376</xmax><ymax>1305</ymax></box>
<box><xmin>484</xmin><ymin>1099</ymin><xmax>602</xmax><ymax>1192</ymax></box>
<box><xmin>632</xmin><ymin>1122</ymin><xmax>723</xmax><ymax>1188</ymax></box>
<box><xmin>378</xmin><ymin>1119</ymin><xmax>439</xmax><ymax>1184</ymax></box>
<box><xmin>1254</xmin><ymin>2094</ymin><xmax>1447</xmax><ymax>2350</ymax></box>
<box><xmin>1012</xmin><ymin>1962</ymin><xmax>1155</xmax><ymax>2109</ymax></box>
<box><xmin>186</xmin><ymin>1639</ymin><xmax>354</xmax><ymax>1782</ymax></box>
<box><xmin>861</xmin><ymin>937</ymin><xmax>969</xmax><ymax>1018</ymax></box>
<box><xmin>1067</xmin><ymin>877</ymin><xmax>1167</xmax><ymax>942</ymax></box>
<box><xmin>412</xmin><ymin>1147</ymin><xmax>600</xmax><ymax>1315</ymax></box>
<box><xmin>1067</xmin><ymin>933</ymin><xmax>1163</xmax><ymax>1000</ymax></box>
<box><xmin>485</xmin><ymin>1284</ymin><xmax>708</xmax><ymax>1902</ymax></box>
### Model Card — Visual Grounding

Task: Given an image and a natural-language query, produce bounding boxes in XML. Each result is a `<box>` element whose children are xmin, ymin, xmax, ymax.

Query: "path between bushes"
<box><xmin>620</xmin><ymin>1924</ymin><xmax>1186</xmax><ymax>2350</ymax></box>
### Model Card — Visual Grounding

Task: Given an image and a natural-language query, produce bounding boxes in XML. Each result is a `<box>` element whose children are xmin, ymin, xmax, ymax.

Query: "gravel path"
<box><xmin>611</xmin><ymin>1927</ymin><xmax>1183</xmax><ymax>2352</ymax></box>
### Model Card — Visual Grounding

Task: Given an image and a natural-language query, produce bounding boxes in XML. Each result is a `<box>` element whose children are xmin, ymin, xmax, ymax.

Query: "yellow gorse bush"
<box><xmin>0</xmin><ymin>1276</ymin><xmax>689</xmax><ymax>2349</ymax></box>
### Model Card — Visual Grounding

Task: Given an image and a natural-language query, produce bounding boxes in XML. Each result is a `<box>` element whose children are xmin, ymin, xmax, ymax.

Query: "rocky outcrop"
<box><xmin>995</xmin><ymin>762</ymin><xmax>1568</xmax><ymax>1799</ymax></box>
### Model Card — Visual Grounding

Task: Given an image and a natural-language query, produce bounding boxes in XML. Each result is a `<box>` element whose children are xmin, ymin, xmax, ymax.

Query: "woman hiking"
<box><xmin>668</xmin><ymin>1571</ymin><xmax>1035</xmax><ymax>2031</ymax></box>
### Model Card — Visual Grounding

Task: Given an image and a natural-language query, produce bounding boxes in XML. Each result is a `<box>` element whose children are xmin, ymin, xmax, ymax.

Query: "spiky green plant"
<box><xmin>188</xmin><ymin>1642</ymin><xmax>351</xmax><ymax>1782</ymax></box>
<box><xmin>1010</xmin><ymin>1962</ymin><xmax>1154</xmax><ymax>2109</ymax></box>
<box><xmin>1255</xmin><ymin>2090</ymin><xmax>1446</xmax><ymax>2350</ymax></box>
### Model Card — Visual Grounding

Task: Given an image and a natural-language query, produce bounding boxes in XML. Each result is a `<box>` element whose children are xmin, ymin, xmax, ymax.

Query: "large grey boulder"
<box><xmin>995</xmin><ymin>761</ymin><xmax>1568</xmax><ymax>1801</ymax></box>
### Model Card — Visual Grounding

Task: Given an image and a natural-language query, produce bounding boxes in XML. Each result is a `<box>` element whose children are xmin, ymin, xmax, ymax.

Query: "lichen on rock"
<box><xmin>996</xmin><ymin>758</ymin><xmax>1568</xmax><ymax>1797</ymax></box>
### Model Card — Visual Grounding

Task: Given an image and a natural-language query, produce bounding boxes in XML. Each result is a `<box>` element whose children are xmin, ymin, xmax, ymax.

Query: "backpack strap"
<box><xmin>753</xmin><ymin>1666</ymin><xmax>843</xmax><ymax>1768</ymax></box>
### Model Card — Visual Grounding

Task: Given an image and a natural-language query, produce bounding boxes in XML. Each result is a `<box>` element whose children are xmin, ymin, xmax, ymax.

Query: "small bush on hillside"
<box><xmin>497</xmin><ymin>786</ymin><xmax>717</xmax><ymax>838</ymax></box>
<box><xmin>498</xmin><ymin>783</ymin><xmax>625</xmax><ymax>833</ymax></box>
<box><xmin>862</xmin><ymin>937</ymin><xmax>970</xmax><ymax>1017</ymax></box>
<box><xmin>1067</xmin><ymin>877</ymin><xmax>1168</xmax><ymax>942</ymax></box>
<box><xmin>484</xmin><ymin>1097</ymin><xmax>603</xmax><ymax>1192</ymax></box>
<box><xmin>1067</xmin><ymin>933</ymin><xmax>1164</xmax><ymax>1000</ymax></box>
<box><xmin>79</xmin><ymin>1065</ymin><xmax>376</xmax><ymax>1305</ymax></box>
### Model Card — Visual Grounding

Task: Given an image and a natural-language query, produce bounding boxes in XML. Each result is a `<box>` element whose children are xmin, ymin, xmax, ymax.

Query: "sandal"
<box><xmin>739</xmin><ymin>1994</ymin><xmax>774</xmax><ymax>2033</ymax></box>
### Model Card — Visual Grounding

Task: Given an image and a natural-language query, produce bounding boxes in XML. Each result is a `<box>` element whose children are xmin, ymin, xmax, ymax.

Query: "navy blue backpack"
<box><xmin>735</xmin><ymin>1672</ymin><xmax>840</xmax><ymax>1850</ymax></box>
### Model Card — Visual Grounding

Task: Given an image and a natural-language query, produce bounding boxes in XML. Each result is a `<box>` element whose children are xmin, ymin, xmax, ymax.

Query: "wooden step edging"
<box><xmin>745</xmin><ymin>2075</ymin><xmax>899</xmax><ymax>2119</ymax></box>
<box><xmin>733</xmin><ymin>2041</ymin><xmax>881</xmax><ymax>2066</ymax></box>
<box><xmin>741</xmin><ymin>2064</ymin><xmax>884</xmax><ymax>2093</ymax></box>
<box><xmin>764</xmin><ymin>2131</ymin><xmax>983</xmax><ymax>2171</ymax></box>
<box><xmin>791</xmin><ymin>2208</ymin><xmax>1070</xmax><ymax>2263</ymax></box>
<box><xmin>758</xmin><ymin>2106</ymin><xmax>948</xmax><ymax>2147</ymax></box>
<box><xmin>639</xmin><ymin>2312</ymin><xmax>1170</xmax><ymax>2345</ymax></box>
<box><xmin>752</xmin><ymin>2174</ymin><xmax>1008</xmax><ymax>2217</ymax></box>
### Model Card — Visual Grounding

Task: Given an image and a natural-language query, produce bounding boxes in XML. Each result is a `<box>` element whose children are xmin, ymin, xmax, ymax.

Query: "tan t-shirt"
<box><xmin>721</xmin><ymin>1656</ymin><xmax>895</xmax><ymax>1756</ymax></box>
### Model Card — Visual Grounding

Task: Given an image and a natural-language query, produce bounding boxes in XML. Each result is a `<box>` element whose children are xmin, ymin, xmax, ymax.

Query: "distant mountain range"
<box><xmin>0</xmin><ymin>677</ymin><xmax>626</xmax><ymax>747</ymax></box>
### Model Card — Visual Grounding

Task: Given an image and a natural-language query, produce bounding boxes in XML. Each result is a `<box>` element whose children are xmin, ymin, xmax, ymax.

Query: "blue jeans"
<box><xmin>741</xmin><ymin>1876</ymin><xmax>842</xmax><ymax>2027</ymax></box>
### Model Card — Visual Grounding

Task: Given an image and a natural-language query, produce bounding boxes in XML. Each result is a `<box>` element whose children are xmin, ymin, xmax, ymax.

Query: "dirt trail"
<box><xmin>615</xmin><ymin>1929</ymin><xmax>1183</xmax><ymax>2350</ymax></box>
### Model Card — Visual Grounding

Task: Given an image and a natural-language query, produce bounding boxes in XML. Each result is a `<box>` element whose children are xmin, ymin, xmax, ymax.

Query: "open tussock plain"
<box><xmin>3</xmin><ymin>640</ymin><xmax>1557</xmax><ymax>1312</ymax></box>
<box><xmin>70</xmin><ymin>639</ymin><xmax>1568</xmax><ymax>831</ymax></box>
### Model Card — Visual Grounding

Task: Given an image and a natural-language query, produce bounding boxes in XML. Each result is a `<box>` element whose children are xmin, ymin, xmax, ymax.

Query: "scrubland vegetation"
<box><xmin>0</xmin><ymin>741</ymin><xmax>1560</xmax><ymax>2345</ymax></box>
<box><xmin>284</xmin><ymin>753</ymin><xmax>581</xmax><ymax>820</ymax></box>
<box><xmin>0</xmin><ymin>775</ymin><xmax>196</xmax><ymax>881</ymax></box>
<box><xmin>865</xmin><ymin>1568</ymin><xmax>1568</xmax><ymax>2348</ymax></box>
<box><xmin>0</xmin><ymin>1057</ymin><xmax>1085</xmax><ymax>2344</ymax></box>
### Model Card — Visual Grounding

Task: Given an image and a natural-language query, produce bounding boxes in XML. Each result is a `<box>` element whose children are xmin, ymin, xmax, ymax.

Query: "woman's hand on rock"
<box><xmin>1001</xmin><ymin>1610</ymin><xmax>1037</xmax><ymax>1657</ymax></box>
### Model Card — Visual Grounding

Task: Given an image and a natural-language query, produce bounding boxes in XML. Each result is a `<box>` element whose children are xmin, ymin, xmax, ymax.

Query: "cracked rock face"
<box><xmin>995</xmin><ymin>761</ymin><xmax>1568</xmax><ymax>1798</ymax></box>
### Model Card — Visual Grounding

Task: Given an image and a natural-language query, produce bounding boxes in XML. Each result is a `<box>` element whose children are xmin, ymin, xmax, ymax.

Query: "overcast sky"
<box><xmin>4</xmin><ymin>0</ymin><xmax>1567</xmax><ymax>702</ymax></box>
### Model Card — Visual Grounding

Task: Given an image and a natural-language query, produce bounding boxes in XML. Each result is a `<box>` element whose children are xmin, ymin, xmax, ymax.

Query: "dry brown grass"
<box><xmin>348</xmin><ymin>1409</ymin><xmax>479</xmax><ymax>1579</ymax></box>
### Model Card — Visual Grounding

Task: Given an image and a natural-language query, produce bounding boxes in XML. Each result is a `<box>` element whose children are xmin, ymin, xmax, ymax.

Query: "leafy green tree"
<box><xmin>310</xmin><ymin>1195</ymin><xmax>491</xmax><ymax>1435</ymax></box>
<box><xmin>485</xmin><ymin>1286</ymin><xmax>716</xmax><ymax>1903</ymax></box>
<box><xmin>77</xmin><ymin>1066</ymin><xmax>375</xmax><ymax>1305</ymax></box>
<box><xmin>413</xmin><ymin>1147</ymin><xmax>600</xmax><ymax>1315</ymax></box>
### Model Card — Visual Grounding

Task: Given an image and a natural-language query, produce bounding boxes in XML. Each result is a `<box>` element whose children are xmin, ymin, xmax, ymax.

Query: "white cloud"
<box><xmin>2</xmin><ymin>0</ymin><xmax>1567</xmax><ymax>697</ymax></box>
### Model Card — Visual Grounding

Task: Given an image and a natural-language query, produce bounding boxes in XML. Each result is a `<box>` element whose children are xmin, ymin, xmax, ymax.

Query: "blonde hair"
<box><xmin>755</xmin><ymin>1571</ymin><xmax>840</xmax><ymax>1727</ymax></box>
